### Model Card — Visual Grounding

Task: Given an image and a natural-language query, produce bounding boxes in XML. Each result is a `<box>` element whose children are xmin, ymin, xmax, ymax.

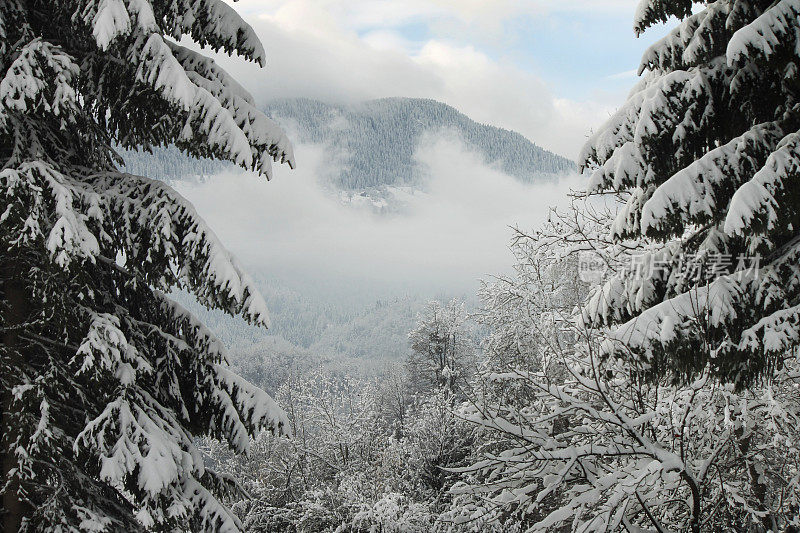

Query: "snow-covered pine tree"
<box><xmin>580</xmin><ymin>0</ymin><xmax>800</xmax><ymax>386</ymax></box>
<box><xmin>0</xmin><ymin>1</ymin><xmax>294</xmax><ymax>531</ymax></box>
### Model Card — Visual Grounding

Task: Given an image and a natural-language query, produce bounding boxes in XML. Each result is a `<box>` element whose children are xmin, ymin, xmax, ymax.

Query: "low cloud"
<box><xmin>174</xmin><ymin>135</ymin><xmax>584</xmax><ymax>296</ymax></box>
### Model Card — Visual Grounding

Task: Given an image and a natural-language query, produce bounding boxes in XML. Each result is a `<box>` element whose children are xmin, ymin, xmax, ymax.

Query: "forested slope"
<box><xmin>265</xmin><ymin>97</ymin><xmax>575</xmax><ymax>188</ymax></box>
<box><xmin>121</xmin><ymin>97</ymin><xmax>575</xmax><ymax>187</ymax></box>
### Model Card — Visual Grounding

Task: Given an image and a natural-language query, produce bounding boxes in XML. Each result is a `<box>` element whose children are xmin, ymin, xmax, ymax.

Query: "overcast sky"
<box><xmin>216</xmin><ymin>0</ymin><xmax>672</xmax><ymax>159</ymax></box>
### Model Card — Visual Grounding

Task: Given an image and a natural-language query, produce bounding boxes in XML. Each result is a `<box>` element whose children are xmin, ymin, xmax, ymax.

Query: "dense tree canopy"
<box><xmin>451</xmin><ymin>204</ymin><xmax>800</xmax><ymax>532</ymax></box>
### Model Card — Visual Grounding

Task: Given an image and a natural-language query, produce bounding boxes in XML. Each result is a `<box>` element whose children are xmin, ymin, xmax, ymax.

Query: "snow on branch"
<box><xmin>581</xmin><ymin>61</ymin><xmax>723</xmax><ymax>182</ymax></box>
<box><xmin>724</xmin><ymin>130</ymin><xmax>800</xmax><ymax>240</ymax></box>
<box><xmin>639</xmin><ymin>2</ymin><xmax>729</xmax><ymax>74</ymax></box>
<box><xmin>131</xmin><ymin>33</ymin><xmax>292</xmax><ymax>177</ymax></box>
<box><xmin>727</xmin><ymin>0</ymin><xmax>800</xmax><ymax>65</ymax></box>
<box><xmin>214</xmin><ymin>365</ymin><xmax>290</xmax><ymax>443</ymax></box>
<box><xmin>0</xmin><ymin>39</ymin><xmax>79</xmax><ymax>129</ymax></box>
<box><xmin>92</xmin><ymin>172</ymin><xmax>271</xmax><ymax>326</ymax></box>
<box><xmin>135</xmin><ymin>34</ymin><xmax>253</xmax><ymax>161</ymax></box>
<box><xmin>77</xmin><ymin>394</ymin><xmax>191</xmax><ymax>497</ymax></box>
<box><xmin>168</xmin><ymin>42</ymin><xmax>255</xmax><ymax>105</ymax></box>
<box><xmin>600</xmin><ymin>271</ymin><xmax>750</xmax><ymax>359</ymax></box>
<box><xmin>0</xmin><ymin>162</ymin><xmax>103</xmax><ymax>267</ymax></box>
<box><xmin>634</xmin><ymin>0</ymin><xmax>695</xmax><ymax>36</ymax></box>
<box><xmin>73</xmin><ymin>312</ymin><xmax>153</xmax><ymax>384</ymax></box>
<box><xmin>581</xmin><ymin>243</ymin><xmax>681</xmax><ymax>327</ymax></box>
<box><xmin>80</xmin><ymin>0</ymin><xmax>265</xmax><ymax>67</ymax></box>
<box><xmin>169</xmin><ymin>42</ymin><xmax>295</xmax><ymax>172</ymax></box>
<box><xmin>74</xmin><ymin>0</ymin><xmax>294</xmax><ymax>177</ymax></box>
<box><xmin>90</xmin><ymin>0</ymin><xmax>133</xmax><ymax>50</ymax></box>
<box><xmin>154</xmin><ymin>292</ymin><xmax>288</xmax><ymax>445</ymax></box>
<box><xmin>182</xmin><ymin>476</ymin><xmax>243</xmax><ymax>533</ymax></box>
<box><xmin>740</xmin><ymin>303</ymin><xmax>800</xmax><ymax>355</ymax></box>
<box><xmin>641</xmin><ymin>122</ymin><xmax>784</xmax><ymax>237</ymax></box>
<box><xmin>164</xmin><ymin>0</ymin><xmax>267</xmax><ymax>66</ymax></box>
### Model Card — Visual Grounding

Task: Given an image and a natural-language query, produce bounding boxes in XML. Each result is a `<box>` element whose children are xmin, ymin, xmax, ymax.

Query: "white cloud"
<box><xmin>209</xmin><ymin>14</ymin><xmax>441</xmax><ymax>103</ymax></box>
<box><xmin>209</xmin><ymin>2</ymin><xmax>621</xmax><ymax>159</ymax></box>
<box><xmin>175</xmin><ymin>136</ymin><xmax>583</xmax><ymax>293</ymax></box>
<box><xmin>228</xmin><ymin>0</ymin><xmax>637</xmax><ymax>33</ymax></box>
<box><xmin>360</xmin><ymin>29</ymin><xmax>418</xmax><ymax>53</ymax></box>
<box><xmin>606</xmin><ymin>68</ymin><xmax>639</xmax><ymax>80</ymax></box>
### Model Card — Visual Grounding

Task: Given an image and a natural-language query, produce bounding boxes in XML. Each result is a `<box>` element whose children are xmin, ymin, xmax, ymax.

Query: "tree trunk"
<box><xmin>680</xmin><ymin>470</ymin><xmax>701</xmax><ymax>533</ymax></box>
<box><xmin>1</xmin><ymin>263</ymin><xmax>31</xmax><ymax>532</ymax></box>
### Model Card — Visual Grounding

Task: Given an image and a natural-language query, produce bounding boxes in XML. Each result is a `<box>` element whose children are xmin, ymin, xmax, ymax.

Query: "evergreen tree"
<box><xmin>580</xmin><ymin>0</ymin><xmax>800</xmax><ymax>386</ymax></box>
<box><xmin>0</xmin><ymin>0</ymin><xmax>294</xmax><ymax>530</ymax></box>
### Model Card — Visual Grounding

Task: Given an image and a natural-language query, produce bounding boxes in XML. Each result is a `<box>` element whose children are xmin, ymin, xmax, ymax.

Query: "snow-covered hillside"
<box><xmin>264</xmin><ymin>97</ymin><xmax>575</xmax><ymax>188</ymax></box>
<box><xmin>120</xmin><ymin>97</ymin><xmax>575</xmax><ymax>190</ymax></box>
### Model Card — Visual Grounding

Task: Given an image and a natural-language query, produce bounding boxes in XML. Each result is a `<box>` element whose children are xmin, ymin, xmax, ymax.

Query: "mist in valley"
<box><xmin>173</xmin><ymin>131</ymin><xmax>581</xmax><ymax>370</ymax></box>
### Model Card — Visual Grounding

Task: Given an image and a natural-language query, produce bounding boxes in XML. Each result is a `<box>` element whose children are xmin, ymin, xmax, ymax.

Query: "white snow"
<box><xmin>725</xmin><ymin>131</ymin><xmax>800</xmax><ymax>238</ymax></box>
<box><xmin>727</xmin><ymin>0</ymin><xmax>800</xmax><ymax>65</ymax></box>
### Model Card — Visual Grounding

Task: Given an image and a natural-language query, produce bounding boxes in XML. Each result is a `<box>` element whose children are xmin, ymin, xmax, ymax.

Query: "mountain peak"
<box><xmin>265</xmin><ymin>97</ymin><xmax>575</xmax><ymax>189</ymax></box>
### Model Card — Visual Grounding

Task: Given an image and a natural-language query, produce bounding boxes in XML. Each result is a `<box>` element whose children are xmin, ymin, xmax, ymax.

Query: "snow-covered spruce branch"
<box><xmin>1</xmin><ymin>0</ymin><xmax>295</xmax><ymax>530</ymax></box>
<box><xmin>578</xmin><ymin>0</ymin><xmax>800</xmax><ymax>387</ymax></box>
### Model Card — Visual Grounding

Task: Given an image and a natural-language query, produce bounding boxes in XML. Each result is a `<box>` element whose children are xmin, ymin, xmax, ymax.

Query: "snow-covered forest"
<box><xmin>2</xmin><ymin>0</ymin><xmax>800</xmax><ymax>532</ymax></box>
<box><xmin>121</xmin><ymin>97</ymin><xmax>575</xmax><ymax>189</ymax></box>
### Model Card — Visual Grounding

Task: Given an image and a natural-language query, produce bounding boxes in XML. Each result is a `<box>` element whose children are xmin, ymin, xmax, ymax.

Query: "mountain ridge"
<box><xmin>265</xmin><ymin>97</ymin><xmax>575</xmax><ymax>189</ymax></box>
<box><xmin>121</xmin><ymin>97</ymin><xmax>576</xmax><ymax>188</ymax></box>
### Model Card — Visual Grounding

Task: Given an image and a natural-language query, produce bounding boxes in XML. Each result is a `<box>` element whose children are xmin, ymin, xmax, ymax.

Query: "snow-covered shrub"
<box><xmin>351</xmin><ymin>492</ymin><xmax>434</xmax><ymax>533</ymax></box>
